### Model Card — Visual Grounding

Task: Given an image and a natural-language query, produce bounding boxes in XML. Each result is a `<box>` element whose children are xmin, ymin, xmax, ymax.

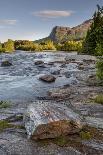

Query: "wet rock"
<box><xmin>1</xmin><ymin>60</ymin><xmax>12</xmax><ymax>67</ymax></box>
<box><xmin>38</xmin><ymin>64</ymin><xmax>46</xmax><ymax>68</ymax></box>
<box><xmin>69</xmin><ymin>59</ymin><xmax>76</xmax><ymax>62</ymax></box>
<box><xmin>24</xmin><ymin>101</ymin><xmax>82</xmax><ymax>139</ymax></box>
<box><xmin>50</xmin><ymin>69</ymin><xmax>60</xmax><ymax>75</ymax></box>
<box><xmin>39</xmin><ymin>75</ymin><xmax>56</xmax><ymax>82</ymax></box>
<box><xmin>47</xmin><ymin>62</ymin><xmax>54</xmax><ymax>65</ymax></box>
<box><xmin>78</xmin><ymin>64</ymin><xmax>84</xmax><ymax>70</ymax></box>
<box><xmin>35</xmin><ymin>60</ymin><xmax>44</xmax><ymax>65</ymax></box>
<box><xmin>60</xmin><ymin>64</ymin><xmax>66</xmax><ymax>68</ymax></box>
<box><xmin>83</xmin><ymin>59</ymin><xmax>96</xmax><ymax>64</ymax></box>
<box><xmin>64</xmin><ymin>72</ymin><xmax>71</xmax><ymax>78</ymax></box>
<box><xmin>65</xmin><ymin>55</ymin><xmax>96</xmax><ymax>62</ymax></box>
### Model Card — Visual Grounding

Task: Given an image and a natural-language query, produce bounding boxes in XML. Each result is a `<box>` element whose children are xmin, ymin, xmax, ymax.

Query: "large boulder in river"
<box><xmin>39</xmin><ymin>75</ymin><xmax>56</xmax><ymax>82</ymax></box>
<box><xmin>1</xmin><ymin>60</ymin><xmax>12</xmax><ymax>67</ymax></box>
<box><xmin>23</xmin><ymin>101</ymin><xmax>82</xmax><ymax>140</ymax></box>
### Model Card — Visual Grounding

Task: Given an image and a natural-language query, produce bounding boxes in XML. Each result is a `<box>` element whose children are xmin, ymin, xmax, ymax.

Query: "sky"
<box><xmin>0</xmin><ymin>0</ymin><xmax>103</xmax><ymax>42</ymax></box>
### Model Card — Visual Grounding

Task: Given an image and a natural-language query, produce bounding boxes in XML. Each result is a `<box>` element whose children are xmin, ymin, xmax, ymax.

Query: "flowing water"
<box><xmin>0</xmin><ymin>51</ymin><xmax>78</xmax><ymax>102</ymax></box>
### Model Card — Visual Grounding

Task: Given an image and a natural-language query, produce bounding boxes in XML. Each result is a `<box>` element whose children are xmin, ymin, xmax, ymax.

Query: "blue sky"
<box><xmin>0</xmin><ymin>0</ymin><xmax>103</xmax><ymax>42</ymax></box>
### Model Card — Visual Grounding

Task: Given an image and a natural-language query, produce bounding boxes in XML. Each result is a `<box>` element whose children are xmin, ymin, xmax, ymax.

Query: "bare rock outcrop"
<box><xmin>24</xmin><ymin>101</ymin><xmax>82</xmax><ymax>140</ymax></box>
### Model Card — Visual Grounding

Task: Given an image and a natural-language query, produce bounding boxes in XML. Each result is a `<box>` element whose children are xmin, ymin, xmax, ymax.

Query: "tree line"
<box><xmin>0</xmin><ymin>39</ymin><xmax>83</xmax><ymax>53</ymax></box>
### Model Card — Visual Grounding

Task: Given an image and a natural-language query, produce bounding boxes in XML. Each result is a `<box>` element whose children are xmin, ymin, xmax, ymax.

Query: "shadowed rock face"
<box><xmin>23</xmin><ymin>101</ymin><xmax>82</xmax><ymax>139</ymax></box>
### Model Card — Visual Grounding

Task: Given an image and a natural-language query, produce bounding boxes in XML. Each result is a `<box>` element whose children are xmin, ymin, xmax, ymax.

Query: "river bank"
<box><xmin>0</xmin><ymin>51</ymin><xmax>103</xmax><ymax>155</ymax></box>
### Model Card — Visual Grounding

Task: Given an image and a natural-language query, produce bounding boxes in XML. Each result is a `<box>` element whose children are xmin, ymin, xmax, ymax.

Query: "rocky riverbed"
<box><xmin>0</xmin><ymin>51</ymin><xmax>103</xmax><ymax>155</ymax></box>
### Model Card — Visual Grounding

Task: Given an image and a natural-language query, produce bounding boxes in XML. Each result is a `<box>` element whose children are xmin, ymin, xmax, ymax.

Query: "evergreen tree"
<box><xmin>83</xmin><ymin>5</ymin><xmax>103</xmax><ymax>55</ymax></box>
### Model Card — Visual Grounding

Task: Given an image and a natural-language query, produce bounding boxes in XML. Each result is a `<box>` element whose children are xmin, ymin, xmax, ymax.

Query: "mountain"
<box><xmin>36</xmin><ymin>19</ymin><xmax>93</xmax><ymax>43</ymax></box>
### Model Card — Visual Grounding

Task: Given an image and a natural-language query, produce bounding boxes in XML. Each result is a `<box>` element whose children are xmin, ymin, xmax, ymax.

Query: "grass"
<box><xmin>53</xmin><ymin>136</ymin><xmax>68</xmax><ymax>146</ymax></box>
<box><xmin>94</xmin><ymin>94</ymin><xmax>103</xmax><ymax>104</ymax></box>
<box><xmin>0</xmin><ymin>120</ymin><xmax>14</xmax><ymax>132</ymax></box>
<box><xmin>0</xmin><ymin>120</ymin><xmax>25</xmax><ymax>132</ymax></box>
<box><xmin>0</xmin><ymin>101</ymin><xmax>11</xmax><ymax>109</ymax></box>
<box><xmin>80</xmin><ymin>131</ymin><xmax>91</xmax><ymax>140</ymax></box>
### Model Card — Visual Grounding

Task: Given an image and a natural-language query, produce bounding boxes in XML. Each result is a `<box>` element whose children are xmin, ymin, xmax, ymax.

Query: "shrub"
<box><xmin>94</xmin><ymin>94</ymin><xmax>103</xmax><ymax>104</ymax></box>
<box><xmin>96</xmin><ymin>58</ymin><xmax>103</xmax><ymax>80</ymax></box>
<box><xmin>0</xmin><ymin>101</ymin><xmax>11</xmax><ymax>108</ymax></box>
<box><xmin>3</xmin><ymin>39</ymin><xmax>14</xmax><ymax>52</ymax></box>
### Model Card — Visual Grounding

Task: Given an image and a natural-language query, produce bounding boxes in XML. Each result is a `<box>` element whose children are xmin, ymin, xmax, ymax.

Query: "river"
<box><xmin>0</xmin><ymin>51</ymin><xmax>79</xmax><ymax>102</ymax></box>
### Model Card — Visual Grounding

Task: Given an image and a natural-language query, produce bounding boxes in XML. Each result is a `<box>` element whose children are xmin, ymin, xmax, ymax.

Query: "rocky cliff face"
<box><xmin>48</xmin><ymin>19</ymin><xmax>92</xmax><ymax>42</ymax></box>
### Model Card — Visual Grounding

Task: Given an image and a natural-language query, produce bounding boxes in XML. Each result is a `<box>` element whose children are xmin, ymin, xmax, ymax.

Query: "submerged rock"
<box><xmin>24</xmin><ymin>101</ymin><xmax>82</xmax><ymax>140</ymax></box>
<box><xmin>1</xmin><ymin>60</ymin><xmax>12</xmax><ymax>67</ymax></box>
<box><xmin>39</xmin><ymin>75</ymin><xmax>56</xmax><ymax>82</ymax></box>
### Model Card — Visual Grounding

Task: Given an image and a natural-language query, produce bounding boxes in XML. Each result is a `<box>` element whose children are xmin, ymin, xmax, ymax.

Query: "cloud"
<box><xmin>32</xmin><ymin>10</ymin><xmax>73</xmax><ymax>19</ymax></box>
<box><xmin>0</xmin><ymin>20</ymin><xmax>17</xmax><ymax>25</ymax></box>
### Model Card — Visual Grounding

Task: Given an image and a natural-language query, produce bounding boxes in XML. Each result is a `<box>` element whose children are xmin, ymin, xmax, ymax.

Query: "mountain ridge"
<box><xmin>35</xmin><ymin>19</ymin><xmax>93</xmax><ymax>43</ymax></box>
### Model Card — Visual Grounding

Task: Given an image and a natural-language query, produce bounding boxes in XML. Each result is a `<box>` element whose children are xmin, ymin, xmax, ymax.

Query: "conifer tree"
<box><xmin>83</xmin><ymin>5</ymin><xmax>103</xmax><ymax>55</ymax></box>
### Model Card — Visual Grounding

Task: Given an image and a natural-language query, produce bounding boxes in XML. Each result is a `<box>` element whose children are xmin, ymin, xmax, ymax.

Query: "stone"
<box><xmin>23</xmin><ymin>101</ymin><xmax>82</xmax><ymax>139</ymax></box>
<box><xmin>35</xmin><ymin>61</ymin><xmax>44</xmax><ymax>65</ymax></box>
<box><xmin>51</xmin><ymin>69</ymin><xmax>60</xmax><ymax>75</ymax></box>
<box><xmin>48</xmin><ymin>88</ymin><xmax>72</xmax><ymax>99</ymax></box>
<box><xmin>64</xmin><ymin>72</ymin><xmax>71</xmax><ymax>78</ymax></box>
<box><xmin>38</xmin><ymin>64</ymin><xmax>46</xmax><ymax>68</ymax></box>
<box><xmin>0</xmin><ymin>132</ymin><xmax>82</xmax><ymax>155</ymax></box>
<box><xmin>78</xmin><ymin>64</ymin><xmax>84</xmax><ymax>70</ymax></box>
<box><xmin>83</xmin><ymin>59</ymin><xmax>96</xmax><ymax>64</ymax></box>
<box><xmin>39</xmin><ymin>75</ymin><xmax>56</xmax><ymax>82</ymax></box>
<box><xmin>86</xmin><ymin>75</ymin><xmax>103</xmax><ymax>86</ymax></box>
<box><xmin>60</xmin><ymin>64</ymin><xmax>66</xmax><ymax>68</ymax></box>
<box><xmin>1</xmin><ymin>60</ymin><xmax>12</xmax><ymax>67</ymax></box>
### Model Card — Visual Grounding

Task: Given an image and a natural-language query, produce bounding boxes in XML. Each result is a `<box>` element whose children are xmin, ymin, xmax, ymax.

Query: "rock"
<box><xmin>86</xmin><ymin>75</ymin><xmax>103</xmax><ymax>86</ymax></box>
<box><xmin>85</xmin><ymin>117</ymin><xmax>103</xmax><ymax>129</ymax></box>
<box><xmin>1</xmin><ymin>60</ymin><xmax>12</xmax><ymax>67</ymax></box>
<box><xmin>69</xmin><ymin>59</ymin><xmax>76</xmax><ymax>62</ymax></box>
<box><xmin>47</xmin><ymin>62</ymin><xmax>54</xmax><ymax>65</ymax></box>
<box><xmin>23</xmin><ymin>101</ymin><xmax>82</xmax><ymax>139</ymax></box>
<box><xmin>38</xmin><ymin>64</ymin><xmax>46</xmax><ymax>68</ymax></box>
<box><xmin>60</xmin><ymin>64</ymin><xmax>66</xmax><ymax>68</ymax></box>
<box><xmin>64</xmin><ymin>72</ymin><xmax>71</xmax><ymax>78</ymax></box>
<box><xmin>0</xmin><ymin>132</ymin><xmax>82</xmax><ymax>155</ymax></box>
<box><xmin>65</xmin><ymin>55</ymin><xmax>96</xmax><ymax>62</ymax></box>
<box><xmin>83</xmin><ymin>59</ymin><xmax>96</xmax><ymax>64</ymax></box>
<box><xmin>78</xmin><ymin>64</ymin><xmax>84</xmax><ymax>70</ymax></box>
<box><xmin>48</xmin><ymin>88</ymin><xmax>72</xmax><ymax>99</ymax></box>
<box><xmin>39</xmin><ymin>75</ymin><xmax>56</xmax><ymax>82</ymax></box>
<box><xmin>51</xmin><ymin>69</ymin><xmax>60</xmax><ymax>75</ymax></box>
<box><xmin>35</xmin><ymin>61</ymin><xmax>44</xmax><ymax>65</ymax></box>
